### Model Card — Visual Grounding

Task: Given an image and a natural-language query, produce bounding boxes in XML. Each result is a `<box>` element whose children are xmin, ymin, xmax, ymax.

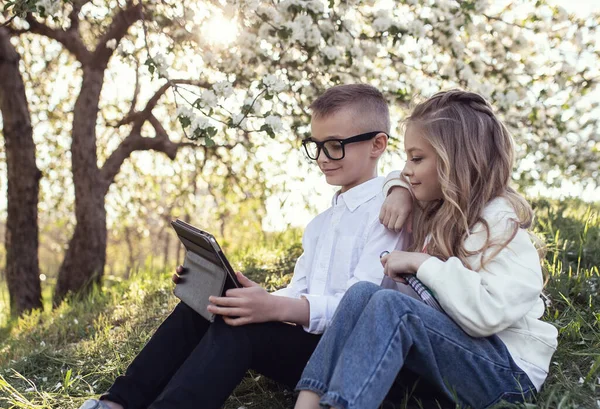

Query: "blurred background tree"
<box><xmin>0</xmin><ymin>0</ymin><xmax>598</xmax><ymax>317</ymax></box>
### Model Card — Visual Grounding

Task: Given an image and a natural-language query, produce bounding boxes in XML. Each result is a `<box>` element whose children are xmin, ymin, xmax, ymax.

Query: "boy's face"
<box><xmin>310</xmin><ymin>108</ymin><xmax>385</xmax><ymax>193</ymax></box>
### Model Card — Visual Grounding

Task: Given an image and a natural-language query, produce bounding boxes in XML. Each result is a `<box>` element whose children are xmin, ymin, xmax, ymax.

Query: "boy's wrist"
<box><xmin>271</xmin><ymin>294</ymin><xmax>310</xmax><ymax>325</ymax></box>
<box><xmin>269</xmin><ymin>293</ymin><xmax>285</xmax><ymax>322</ymax></box>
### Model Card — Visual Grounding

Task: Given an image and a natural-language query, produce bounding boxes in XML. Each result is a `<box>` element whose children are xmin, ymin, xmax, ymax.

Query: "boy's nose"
<box><xmin>316</xmin><ymin>149</ymin><xmax>329</xmax><ymax>163</ymax></box>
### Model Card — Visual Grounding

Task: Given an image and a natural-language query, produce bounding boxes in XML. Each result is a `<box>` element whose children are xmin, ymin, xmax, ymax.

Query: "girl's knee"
<box><xmin>348</xmin><ymin>281</ymin><xmax>381</xmax><ymax>297</ymax></box>
<box><xmin>370</xmin><ymin>289</ymin><xmax>414</xmax><ymax>312</ymax></box>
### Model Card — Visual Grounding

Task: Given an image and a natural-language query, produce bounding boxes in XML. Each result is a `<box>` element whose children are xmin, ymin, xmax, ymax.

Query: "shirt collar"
<box><xmin>332</xmin><ymin>177</ymin><xmax>383</xmax><ymax>212</ymax></box>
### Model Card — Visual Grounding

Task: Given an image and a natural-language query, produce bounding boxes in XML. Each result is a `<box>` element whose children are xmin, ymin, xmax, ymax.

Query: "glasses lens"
<box><xmin>323</xmin><ymin>140</ymin><xmax>344</xmax><ymax>160</ymax></box>
<box><xmin>303</xmin><ymin>141</ymin><xmax>319</xmax><ymax>159</ymax></box>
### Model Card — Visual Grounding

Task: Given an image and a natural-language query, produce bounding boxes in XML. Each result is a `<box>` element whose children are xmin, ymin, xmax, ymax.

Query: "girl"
<box><xmin>294</xmin><ymin>90</ymin><xmax>558</xmax><ymax>409</ymax></box>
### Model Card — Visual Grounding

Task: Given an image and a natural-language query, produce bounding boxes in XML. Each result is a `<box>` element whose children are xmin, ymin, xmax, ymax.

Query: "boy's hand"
<box><xmin>380</xmin><ymin>251</ymin><xmax>430</xmax><ymax>282</ymax></box>
<box><xmin>172</xmin><ymin>265</ymin><xmax>185</xmax><ymax>284</ymax></box>
<box><xmin>379</xmin><ymin>186</ymin><xmax>413</xmax><ymax>232</ymax></box>
<box><xmin>207</xmin><ymin>272</ymin><xmax>278</xmax><ymax>326</ymax></box>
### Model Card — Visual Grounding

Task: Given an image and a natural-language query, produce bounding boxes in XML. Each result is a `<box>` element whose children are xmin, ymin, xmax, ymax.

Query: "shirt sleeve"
<box><xmin>383</xmin><ymin>169</ymin><xmax>412</xmax><ymax>197</ymax></box>
<box><xmin>416</xmin><ymin>214</ymin><xmax>544</xmax><ymax>338</ymax></box>
<box><xmin>271</xmin><ymin>224</ymin><xmax>311</xmax><ymax>299</ymax></box>
<box><xmin>302</xmin><ymin>219</ymin><xmax>411</xmax><ymax>334</ymax></box>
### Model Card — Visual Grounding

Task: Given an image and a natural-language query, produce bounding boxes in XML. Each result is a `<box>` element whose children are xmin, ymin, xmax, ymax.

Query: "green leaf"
<box><xmin>178</xmin><ymin>115</ymin><xmax>191</xmax><ymax>128</ymax></box>
<box><xmin>204</xmin><ymin>135</ymin><xmax>216</xmax><ymax>147</ymax></box>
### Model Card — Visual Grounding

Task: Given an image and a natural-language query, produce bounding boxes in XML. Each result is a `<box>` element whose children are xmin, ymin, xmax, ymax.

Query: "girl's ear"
<box><xmin>371</xmin><ymin>132</ymin><xmax>388</xmax><ymax>158</ymax></box>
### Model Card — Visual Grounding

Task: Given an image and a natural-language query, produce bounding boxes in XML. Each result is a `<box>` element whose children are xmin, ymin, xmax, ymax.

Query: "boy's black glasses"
<box><xmin>302</xmin><ymin>131</ymin><xmax>388</xmax><ymax>161</ymax></box>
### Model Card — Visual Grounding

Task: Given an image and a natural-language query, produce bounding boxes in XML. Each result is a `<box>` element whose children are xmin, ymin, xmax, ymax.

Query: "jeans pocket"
<box><xmin>484</xmin><ymin>388</ymin><xmax>535</xmax><ymax>408</ymax></box>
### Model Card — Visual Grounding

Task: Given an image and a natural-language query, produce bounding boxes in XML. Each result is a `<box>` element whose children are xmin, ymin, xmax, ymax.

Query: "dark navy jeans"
<box><xmin>102</xmin><ymin>302</ymin><xmax>321</xmax><ymax>409</ymax></box>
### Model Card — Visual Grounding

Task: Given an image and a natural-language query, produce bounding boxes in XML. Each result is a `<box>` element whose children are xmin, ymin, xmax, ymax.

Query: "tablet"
<box><xmin>171</xmin><ymin>219</ymin><xmax>241</xmax><ymax>320</ymax></box>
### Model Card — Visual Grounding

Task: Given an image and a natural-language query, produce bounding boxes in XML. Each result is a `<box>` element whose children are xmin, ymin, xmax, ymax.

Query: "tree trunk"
<box><xmin>0</xmin><ymin>28</ymin><xmax>43</xmax><ymax>316</ymax></box>
<box><xmin>162</xmin><ymin>227</ymin><xmax>171</xmax><ymax>268</ymax></box>
<box><xmin>124</xmin><ymin>225</ymin><xmax>135</xmax><ymax>278</ymax></box>
<box><xmin>53</xmin><ymin>68</ymin><xmax>107</xmax><ymax>305</ymax></box>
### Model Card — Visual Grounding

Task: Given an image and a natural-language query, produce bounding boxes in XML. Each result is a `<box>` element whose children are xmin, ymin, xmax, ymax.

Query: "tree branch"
<box><xmin>126</xmin><ymin>58</ymin><xmax>141</xmax><ymax>119</ymax></box>
<box><xmin>92</xmin><ymin>0</ymin><xmax>143</xmax><ymax>67</ymax></box>
<box><xmin>114</xmin><ymin>79</ymin><xmax>211</xmax><ymax>127</ymax></box>
<box><xmin>148</xmin><ymin>113</ymin><xmax>170</xmax><ymax>141</ymax></box>
<box><xmin>99</xmin><ymin>130</ymin><xmax>176</xmax><ymax>194</ymax></box>
<box><xmin>25</xmin><ymin>14</ymin><xmax>91</xmax><ymax>62</ymax></box>
<box><xmin>67</xmin><ymin>0</ymin><xmax>92</xmax><ymax>35</ymax></box>
<box><xmin>483</xmin><ymin>14</ymin><xmax>533</xmax><ymax>31</ymax></box>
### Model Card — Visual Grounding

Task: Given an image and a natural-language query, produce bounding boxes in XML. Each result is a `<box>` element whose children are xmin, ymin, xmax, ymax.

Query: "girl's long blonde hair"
<box><xmin>406</xmin><ymin>90</ymin><xmax>534</xmax><ymax>269</ymax></box>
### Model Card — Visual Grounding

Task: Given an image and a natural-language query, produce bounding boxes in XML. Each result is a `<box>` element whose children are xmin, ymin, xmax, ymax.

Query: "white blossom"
<box><xmin>106</xmin><ymin>39</ymin><xmax>117</xmax><ymax>50</ymax></box>
<box><xmin>105</xmin><ymin>0</ymin><xmax>599</xmax><ymax>184</ymax></box>
<box><xmin>537</xmin><ymin>5</ymin><xmax>554</xmax><ymax>22</ymax></box>
<box><xmin>322</xmin><ymin>46</ymin><xmax>342</xmax><ymax>62</ymax></box>
<box><xmin>244</xmin><ymin>0</ymin><xmax>260</xmax><ymax>11</ymax></box>
<box><xmin>505</xmin><ymin>90</ymin><xmax>519</xmax><ymax>105</ymax></box>
<box><xmin>307</xmin><ymin>0</ymin><xmax>324</xmax><ymax>14</ymax></box>
<box><xmin>152</xmin><ymin>53</ymin><xmax>169</xmax><ymax>77</ymax></box>
<box><xmin>265</xmin><ymin>115</ymin><xmax>283</xmax><ymax>132</ymax></box>
<box><xmin>232</xmin><ymin>113</ymin><xmax>248</xmax><ymax>128</ymax></box>
<box><xmin>305</xmin><ymin>25</ymin><xmax>322</xmax><ymax>48</ymax></box>
<box><xmin>191</xmin><ymin>115</ymin><xmax>210</xmax><ymax>132</ymax></box>
<box><xmin>177</xmin><ymin>105</ymin><xmax>194</xmax><ymax>119</ymax></box>
<box><xmin>318</xmin><ymin>20</ymin><xmax>335</xmax><ymax>36</ymax></box>
<box><xmin>37</xmin><ymin>0</ymin><xmax>61</xmax><ymax>15</ymax></box>
<box><xmin>199</xmin><ymin>89</ymin><xmax>218</xmax><ymax>109</ymax></box>
<box><xmin>372</xmin><ymin>16</ymin><xmax>393</xmax><ymax>32</ymax></box>
<box><xmin>409</xmin><ymin>20</ymin><xmax>426</xmax><ymax>37</ymax></box>
<box><xmin>213</xmin><ymin>81</ymin><xmax>234</xmax><ymax>99</ymax></box>
<box><xmin>243</xmin><ymin>97</ymin><xmax>263</xmax><ymax>114</ymax></box>
<box><xmin>262</xmin><ymin>74</ymin><xmax>287</xmax><ymax>92</ymax></box>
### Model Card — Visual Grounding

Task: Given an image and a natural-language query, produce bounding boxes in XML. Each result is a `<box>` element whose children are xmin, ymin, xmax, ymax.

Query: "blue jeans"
<box><xmin>296</xmin><ymin>282</ymin><xmax>536</xmax><ymax>409</ymax></box>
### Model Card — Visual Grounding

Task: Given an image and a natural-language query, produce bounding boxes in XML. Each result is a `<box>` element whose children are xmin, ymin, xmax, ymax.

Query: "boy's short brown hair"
<box><xmin>309</xmin><ymin>84</ymin><xmax>391</xmax><ymax>133</ymax></box>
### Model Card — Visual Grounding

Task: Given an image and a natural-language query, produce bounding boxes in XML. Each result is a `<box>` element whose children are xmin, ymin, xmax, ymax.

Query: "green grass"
<box><xmin>0</xmin><ymin>199</ymin><xmax>599</xmax><ymax>409</ymax></box>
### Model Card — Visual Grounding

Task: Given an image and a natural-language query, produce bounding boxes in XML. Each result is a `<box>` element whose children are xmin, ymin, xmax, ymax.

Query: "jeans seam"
<box><xmin>483</xmin><ymin>386</ymin><xmax>536</xmax><ymax>408</ymax></box>
<box><xmin>349</xmin><ymin>314</ymin><xmax>405</xmax><ymax>409</ymax></box>
<box><xmin>296</xmin><ymin>378</ymin><xmax>329</xmax><ymax>396</ymax></box>
<box><xmin>422</xmin><ymin>322</ymin><xmax>515</xmax><ymax>371</ymax></box>
<box><xmin>321</xmin><ymin>391</ymin><xmax>350</xmax><ymax>409</ymax></box>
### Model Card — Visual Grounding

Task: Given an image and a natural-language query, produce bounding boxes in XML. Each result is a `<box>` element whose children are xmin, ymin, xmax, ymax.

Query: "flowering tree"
<box><xmin>1</xmin><ymin>0</ymin><xmax>598</xmax><ymax>310</ymax></box>
<box><xmin>142</xmin><ymin>0</ymin><xmax>599</xmax><ymax>184</ymax></box>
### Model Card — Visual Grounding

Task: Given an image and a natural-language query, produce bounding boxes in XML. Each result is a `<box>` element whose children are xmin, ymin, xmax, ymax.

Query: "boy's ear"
<box><xmin>370</xmin><ymin>132</ymin><xmax>388</xmax><ymax>158</ymax></box>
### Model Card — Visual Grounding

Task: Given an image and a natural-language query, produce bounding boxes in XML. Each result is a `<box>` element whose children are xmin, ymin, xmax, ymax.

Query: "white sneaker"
<box><xmin>79</xmin><ymin>399</ymin><xmax>113</xmax><ymax>409</ymax></box>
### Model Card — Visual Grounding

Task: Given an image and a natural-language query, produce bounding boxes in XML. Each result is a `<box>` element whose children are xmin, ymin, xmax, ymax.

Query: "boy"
<box><xmin>81</xmin><ymin>84</ymin><xmax>412</xmax><ymax>409</ymax></box>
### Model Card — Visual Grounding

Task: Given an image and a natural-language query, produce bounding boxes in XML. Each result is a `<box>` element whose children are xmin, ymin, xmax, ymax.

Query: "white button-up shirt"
<box><xmin>272</xmin><ymin>177</ymin><xmax>409</xmax><ymax>334</ymax></box>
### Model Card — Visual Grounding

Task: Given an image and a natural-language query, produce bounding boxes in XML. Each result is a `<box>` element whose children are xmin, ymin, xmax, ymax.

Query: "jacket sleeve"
<box><xmin>416</xmin><ymin>212</ymin><xmax>543</xmax><ymax>337</ymax></box>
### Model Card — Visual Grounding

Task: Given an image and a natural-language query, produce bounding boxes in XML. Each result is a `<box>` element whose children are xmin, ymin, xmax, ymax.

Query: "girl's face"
<box><xmin>402</xmin><ymin>123</ymin><xmax>443</xmax><ymax>202</ymax></box>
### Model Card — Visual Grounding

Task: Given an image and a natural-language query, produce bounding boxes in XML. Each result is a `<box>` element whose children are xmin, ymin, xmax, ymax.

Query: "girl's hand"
<box><xmin>379</xmin><ymin>187</ymin><xmax>413</xmax><ymax>232</ymax></box>
<box><xmin>380</xmin><ymin>251</ymin><xmax>431</xmax><ymax>282</ymax></box>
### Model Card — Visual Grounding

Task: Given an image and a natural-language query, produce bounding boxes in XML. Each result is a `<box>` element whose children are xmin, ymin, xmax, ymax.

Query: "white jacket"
<box><xmin>385</xmin><ymin>172</ymin><xmax>558</xmax><ymax>390</ymax></box>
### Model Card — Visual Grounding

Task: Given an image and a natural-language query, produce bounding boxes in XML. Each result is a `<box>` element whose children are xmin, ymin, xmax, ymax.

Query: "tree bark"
<box><xmin>0</xmin><ymin>28</ymin><xmax>43</xmax><ymax>316</ymax></box>
<box><xmin>22</xmin><ymin>5</ymin><xmax>206</xmax><ymax>306</ymax></box>
<box><xmin>53</xmin><ymin>67</ymin><xmax>107</xmax><ymax>305</ymax></box>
